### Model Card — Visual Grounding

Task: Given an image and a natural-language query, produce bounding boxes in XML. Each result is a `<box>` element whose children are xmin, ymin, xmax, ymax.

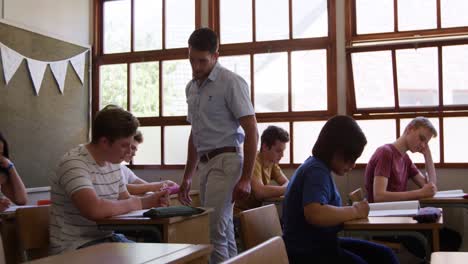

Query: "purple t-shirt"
<box><xmin>365</xmin><ymin>144</ymin><xmax>420</xmax><ymax>202</ymax></box>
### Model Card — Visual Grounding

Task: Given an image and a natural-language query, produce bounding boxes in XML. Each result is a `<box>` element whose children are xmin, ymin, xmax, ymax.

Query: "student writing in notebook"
<box><xmin>0</xmin><ymin>132</ymin><xmax>27</xmax><ymax>211</ymax></box>
<box><xmin>49</xmin><ymin>106</ymin><xmax>169</xmax><ymax>254</ymax></box>
<box><xmin>121</xmin><ymin>130</ymin><xmax>178</xmax><ymax>195</ymax></box>
<box><xmin>365</xmin><ymin>117</ymin><xmax>437</xmax><ymax>203</ymax></box>
<box><xmin>364</xmin><ymin>116</ymin><xmax>461</xmax><ymax>258</ymax></box>
<box><xmin>234</xmin><ymin>125</ymin><xmax>289</xmax><ymax>215</ymax></box>
<box><xmin>282</xmin><ymin>115</ymin><xmax>398</xmax><ymax>264</ymax></box>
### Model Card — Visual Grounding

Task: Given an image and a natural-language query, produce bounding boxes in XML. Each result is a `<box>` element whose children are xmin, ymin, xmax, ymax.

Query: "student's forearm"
<box><xmin>305</xmin><ymin>204</ymin><xmax>360</xmax><ymax>227</ymax></box>
<box><xmin>126</xmin><ymin>183</ymin><xmax>162</xmax><ymax>195</ymax></box>
<box><xmin>2</xmin><ymin>168</ymin><xmax>27</xmax><ymax>205</ymax></box>
<box><xmin>254</xmin><ymin>185</ymin><xmax>287</xmax><ymax>200</ymax></box>
<box><xmin>87</xmin><ymin>197</ymin><xmax>141</xmax><ymax>220</ymax></box>
<box><xmin>374</xmin><ymin>189</ymin><xmax>425</xmax><ymax>202</ymax></box>
<box><xmin>424</xmin><ymin>151</ymin><xmax>437</xmax><ymax>185</ymax></box>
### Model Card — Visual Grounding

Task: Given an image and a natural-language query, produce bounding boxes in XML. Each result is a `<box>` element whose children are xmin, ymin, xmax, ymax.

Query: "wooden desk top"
<box><xmin>344</xmin><ymin>216</ymin><xmax>443</xmax><ymax>230</ymax></box>
<box><xmin>96</xmin><ymin>208</ymin><xmax>213</xmax><ymax>226</ymax></box>
<box><xmin>431</xmin><ymin>252</ymin><xmax>468</xmax><ymax>264</ymax></box>
<box><xmin>26</xmin><ymin>243</ymin><xmax>213</xmax><ymax>264</ymax></box>
<box><xmin>420</xmin><ymin>197</ymin><xmax>468</xmax><ymax>204</ymax></box>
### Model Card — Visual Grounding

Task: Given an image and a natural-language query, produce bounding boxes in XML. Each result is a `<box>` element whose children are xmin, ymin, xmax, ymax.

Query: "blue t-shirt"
<box><xmin>282</xmin><ymin>156</ymin><xmax>343</xmax><ymax>255</ymax></box>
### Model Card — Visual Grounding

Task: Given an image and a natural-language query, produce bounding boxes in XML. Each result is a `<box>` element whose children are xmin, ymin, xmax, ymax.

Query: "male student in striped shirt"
<box><xmin>49</xmin><ymin>106</ymin><xmax>169</xmax><ymax>254</ymax></box>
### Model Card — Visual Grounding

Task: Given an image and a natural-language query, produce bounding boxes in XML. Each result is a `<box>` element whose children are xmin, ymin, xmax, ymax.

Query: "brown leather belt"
<box><xmin>199</xmin><ymin>147</ymin><xmax>238</xmax><ymax>163</ymax></box>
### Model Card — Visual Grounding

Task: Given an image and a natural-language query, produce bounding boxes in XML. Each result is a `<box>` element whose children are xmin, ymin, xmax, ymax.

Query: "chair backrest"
<box><xmin>16</xmin><ymin>205</ymin><xmax>50</xmax><ymax>261</ymax></box>
<box><xmin>222</xmin><ymin>236</ymin><xmax>288</xmax><ymax>264</ymax></box>
<box><xmin>0</xmin><ymin>233</ymin><xmax>6</xmax><ymax>264</ymax></box>
<box><xmin>239</xmin><ymin>204</ymin><xmax>282</xmax><ymax>249</ymax></box>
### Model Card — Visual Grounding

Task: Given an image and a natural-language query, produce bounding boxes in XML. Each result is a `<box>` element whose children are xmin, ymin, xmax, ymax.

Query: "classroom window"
<box><xmin>95</xmin><ymin>0</ymin><xmax>199</xmax><ymax>168</ymax></box>
<box><xmin>94</xmin><ymin>0</ymin><xmax>335</xmax><ymax>167</ymax></box>
<box><xmin>347</xmin><ymin>0</ymin><xmax>468</xmax><ymax>167</ymax></box>
<box><xmin>214</xmin><ymin>0</ymin><xmax>336</xmax><ymax>167</ymax></box>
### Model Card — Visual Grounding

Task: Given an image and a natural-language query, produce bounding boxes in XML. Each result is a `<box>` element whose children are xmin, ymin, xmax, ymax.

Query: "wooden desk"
<box><xmin>431</xmin><ymin>252</ymin><xmax>468</xmax><ymax>264</ymax></box>
<box><xmin>344</xmin><ymin>216</ymin><xmax>443</xmax><ymax>255</ymax></box>
<box><xmin>97</xmin><ymin>209</ymin><xmax>212</xmax><ymax>244</ymax></box>
<box><xmin>420</xmin><ymin>197</ymin><xmax>468</xmax><ymax>209</ymax></box>
<box><xmin>26</xmin><ymin>243</ymin><xmax>213</xmax><ymax>264</ymax></box>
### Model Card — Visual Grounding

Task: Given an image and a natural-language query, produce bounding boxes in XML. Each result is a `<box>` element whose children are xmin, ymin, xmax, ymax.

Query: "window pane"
<box><xmin>131</xmin><ymin>62</ymin><xmax>159</xmax><ymax>117</ymax></box>
<box><xmin>164</xmin><ymin>126</ymin><xmax>190</xmax><ymax>165</ymax></box>
<box><xmin>220</xmin><ymin>0</ymin><xmax>252</xmax><ymax>44</ymax></box>
<box><xmin>103</xmin><ymin>0</ymin><xmax>130</xmax><ymax>53</ymax></box>
<box><xmin>293</xmin><ymin>121</ymin><xmax>326</xmax><ymax>163</ymax></box>
<box><xmin>254</xmin><ymin>52</ymin><xmax>288</xmax><ymax>113</ymax></box>
<box><xmin>292</xmin><ymin>0</ymin><xmax>328</xmax><ymax>38</ymax></box>
<box><xmin>256</xmin><ymin>0</ymin><xmax>289</xmax><ymax>41</ymax></box>
<box><xmin>356</xmin><ymin>119</ymin><xmax>396</xmax><ymax>164</ymax></box>
<box><xmin>398</xmin><ymin>0</ymin><xmax>437</xmax><ymax>31</ymax></box>
<box><xmin>165</xmin><ymin>0</ymin><xmax>194</xmax><ymax>49</ymax></box>
<box><xmin>134</xmin><ymin>0</ymin><xmax>162</xmax><ymax>51</ymax></box>
<box><xmin>133</xmin><ymin>126</ymin><xmax>161</xmax><ymax>165</ymax></box>
<box><xmin>162</xmin><ymin>60</ymin><xmax>191</xmax><ymax>116</ymax></box>
<box><xmin>352</xmin><ymin>51</ymin><xmax>395</xmax><ymax>108</ymax></box>
<box><xmin>291</xmin><ymin>50</ymin><xmax>327</xmax><ymax>111</ymax></box>
<box><xmin>355</xmin><ymin>0</ymin><xmax>394</xmax><ymax>34</ymax></box>
<box><xmin>396</xmin><ymin>48</ymin><xmax>438</xmax><ymax>107</ymax></box>
<box><xmin>444</xmin><ymin>117</ymin><xmax>468</xmax><ymax>163</ymax></box>
<box><xmin>443</xmin><ymin>45</ymin><xmax>468</xmax><ymax>105</ymax></box>
<box><xmin>257</xmin><ymin>122</ymin><xmax>290</xmax><ymax>164</ymax></box>
<box><xmin>400</xmin><ymin>118</ymin><xmax>440</xmax><ymax>163</ymax></box>
<box><xmin>100</xmin><ymin>64</ymin><xmax>127</xmax><ymax>110</ymax></box>
<box><xmin>441</xmin><ymin>0</ymin><xmax>468</xmax><ymax>28</ymax></box>
<box><xmin>218</xmin><ymin>55</ymin><xmax>251</xmax><ymax>92</ymax></box>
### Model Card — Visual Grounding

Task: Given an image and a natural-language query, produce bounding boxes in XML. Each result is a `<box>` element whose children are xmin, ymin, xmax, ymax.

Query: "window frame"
<box><xmin>346</xmin><ymin>0</ymin><xmax>468</xmax><ymax>168</ymax></box>
<box><xmin>211</xmin><ymin>0</ymin><xmax>337</xmax><ymax>167</ymax></box>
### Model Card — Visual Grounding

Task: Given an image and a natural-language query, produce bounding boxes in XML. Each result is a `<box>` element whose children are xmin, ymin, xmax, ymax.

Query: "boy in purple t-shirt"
<box><xmin>365</xmin><ymin>117</ymin><xmax>437</xmax><ymax>203</ymax></box>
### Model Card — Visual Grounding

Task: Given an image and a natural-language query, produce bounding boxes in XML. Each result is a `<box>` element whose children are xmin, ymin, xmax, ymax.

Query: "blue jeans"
<box><xmin>287</xmin><ymin>237</ymin><xmax>399</xmax><ymax>264</ymax></box>
<box><xmin>77</xmin><ymin>233</ymin><xmax>134</xmax><ymax>249</ymax></box>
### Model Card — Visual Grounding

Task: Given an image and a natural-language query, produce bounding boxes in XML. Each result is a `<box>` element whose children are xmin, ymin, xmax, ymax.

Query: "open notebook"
<box><xmin>434</xmin><ymin>189</ymin><xmax>466</xmax><ymax>198</ymax></box>
<box><xmin>368</xmin><ymin>200</ymin><xmax>419</xmax><ymax>217</ymax></box>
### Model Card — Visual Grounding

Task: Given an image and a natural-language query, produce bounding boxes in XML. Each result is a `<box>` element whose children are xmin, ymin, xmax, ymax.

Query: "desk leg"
<box><xmin>432</xmin><ymin>228</ymin><xmax>440</xmax><ymax>252</ymax></box>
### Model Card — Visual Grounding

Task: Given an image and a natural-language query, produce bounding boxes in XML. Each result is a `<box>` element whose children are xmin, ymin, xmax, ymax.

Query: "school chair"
<box><xmin>0</xmin><ymin>233</ymin><xmax>6</xmax><ymax>264</ymax></box>
<box><xmin>16</xmin><ymin>205</ymin><xmax>50</xmax><ymax>261</ymax></box>
<box><xmin>239</xmin><ymin>204</ymin><xmax>283</xmax><ymax>249</ymax></box>
<box><xmin>222</xmin><ymin>236</ymin><xmax>288</xmax><ymax>264</ymax></box>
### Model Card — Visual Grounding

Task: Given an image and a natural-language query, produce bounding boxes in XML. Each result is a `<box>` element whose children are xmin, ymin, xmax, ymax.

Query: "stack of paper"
<box><xmin>434</xmin><ymin>189</ymin><xmax>466</xmax><ymax>198</ymax></box>
<box><xmin>368</xmin><ymin>200</ymin><xmax>419</xmax><ymax>217</ymax></box>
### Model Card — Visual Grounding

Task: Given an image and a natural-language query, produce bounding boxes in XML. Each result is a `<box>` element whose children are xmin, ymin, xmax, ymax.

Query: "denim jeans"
<box><xmin>77</xmin><ymin>233</ymin><xmax>134</xmax><ymax>249</ymax></box>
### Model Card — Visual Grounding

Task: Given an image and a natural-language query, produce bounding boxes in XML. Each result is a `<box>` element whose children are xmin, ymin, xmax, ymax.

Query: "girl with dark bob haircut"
<box><xmin>282</xmin><ymin>115</ymin><xmax>399</xmax><ymax>264</ymax></box>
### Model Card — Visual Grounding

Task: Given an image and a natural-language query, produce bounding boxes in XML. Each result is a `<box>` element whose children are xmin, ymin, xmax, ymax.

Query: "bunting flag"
<box><xmin>50</xmin><ymin>61</ymin><xmax>68</xmax><ymax>94</ymax></box>
<box><xmin>0</xmin><ymin>44</ymin><xmax>23</xmax><ymax>85</ymax></box>
<box><xmin>0</xmin><ymin>41</ymin><xmax>88</xmax><ymax>95</ymax></box>
<box><xmin>70</xmin><ymin>52</ymin><xmax>86</xmax><ymax>84</ymax></box>
<box><xmin>26</xmin><ymin>58</ymin><xmax>47</xmax><ymax>95</ymax></box>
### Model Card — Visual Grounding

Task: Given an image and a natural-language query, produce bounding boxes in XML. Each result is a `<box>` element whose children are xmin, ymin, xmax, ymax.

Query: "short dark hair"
<box><xmin>312</xmin><ymin>115</ymin><xmax>367</xmax><ymax>168</ymax></box>
<box><xmin>134</xmin><ymin>130</ymin><xmax>143</xmax><ymax>144</ymax></box>
<box><xmin>0</xmin><ymin>132</ymin><xmax>10</xmax><ymax>158</ymax></box>
<box><xmin>91</xmin><ymin>106</ymin><xmax>140</xmax><ymax>144</ymax></box>
<box><xmin>261</xmin><ymin>126</ymin><xmax>289</xmax><ymax>150</ymax></box>
<box><xmin>188</xmin><ymin>27</ymin><xmax>218</xmax><ymax>53</ymax></box>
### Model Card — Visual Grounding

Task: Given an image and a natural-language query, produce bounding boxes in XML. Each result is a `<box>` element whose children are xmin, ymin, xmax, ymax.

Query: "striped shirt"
<box><xmin>49</xmin><ymin>145</ymin><xmax>126</xmax><ymax>254</ymax></box>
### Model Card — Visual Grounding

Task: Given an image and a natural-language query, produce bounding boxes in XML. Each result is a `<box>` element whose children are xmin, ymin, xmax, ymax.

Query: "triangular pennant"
<box><xmin>0</xmin><ymin>44</ymin><xmax>24</xmax><ymax>85</ymax></box>
<box><xmin>70</xmin><ymin>52</ymin><xmax>86</xmax><ymax>84</ymax></box>
<box><xmin>50</xmin><ymin>60</ymin><xmax>68</xmax><ymax>94</ymax></box>
<box><xmin>26</xmin><ymin>58</ymin><xmax>47</xmax><ymax>95</ymax></box>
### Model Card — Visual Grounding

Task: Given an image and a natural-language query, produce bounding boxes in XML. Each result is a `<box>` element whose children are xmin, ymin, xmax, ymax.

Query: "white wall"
<box><xmin>2</xmin><ymin>0</ymin><xmax>92</xmax><ymax>46</ymax></box>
